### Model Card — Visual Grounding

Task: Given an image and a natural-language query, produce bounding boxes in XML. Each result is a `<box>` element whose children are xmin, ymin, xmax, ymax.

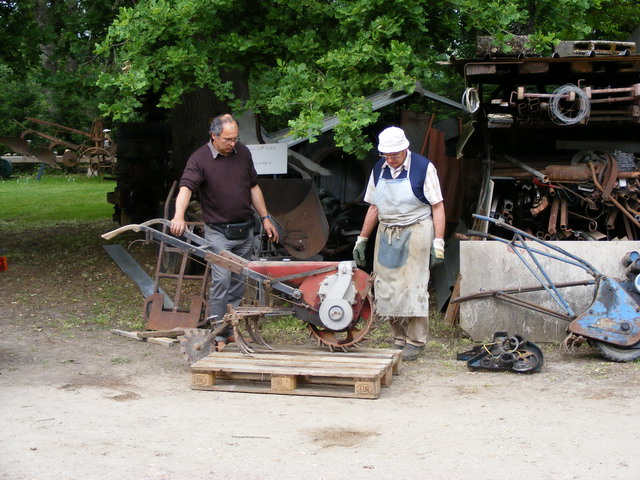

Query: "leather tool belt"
<box><xmin>208</xmin><ymin>219</ymin><xmax>253</xmax><ymax>240</ymax></box>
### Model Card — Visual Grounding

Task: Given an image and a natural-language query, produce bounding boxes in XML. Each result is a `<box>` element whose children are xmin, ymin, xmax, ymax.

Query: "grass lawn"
<box><xmin>0</xmin><ymin>173</ymin><xmax>115</xmax><ymax>227</ymax></box>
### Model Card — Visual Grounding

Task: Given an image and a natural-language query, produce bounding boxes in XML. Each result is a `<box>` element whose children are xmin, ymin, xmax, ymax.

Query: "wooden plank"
<box><xmin>111</xmin><ymin>329</ymin><xmax>144</xmax><ymax>341</ymax></box>
<box><xmin>147</xmin><ymin>337</ymin><xmax>179</xmax><ymax>346</ymax></box>
<box><xmin>444</xmin><ymin>273</ymin><xmax>462</xmax><ymax>326</ymax></box>
<box><xmin>192</xmin><ymin>355</ymin><xmax>388</xmax><ymax>374</ymax></box>
<box><xmin>196</xmin><ymin>351</ymin><xmax>394</xmax><ymax>369</ymax></box>
<box><xmin>191</xmin><ymin>362</ymin><xmax>382</xmax><ymax>379</ymax></box>
<box><xmin>111</xmin><ymin>329</ymin><xmax>179</xmax><ymax>347</ymax></box>
<box><xmin>190</xmin><ymin>380</ymin><xmax>381</xmax><ymax>399</ymax></box>
<box><xmin>219</xmin><ymin>346</ymin><xmax>401</xmax><ymax>372</ymax></box>
<box><xmin>137</xmin><ymin>329</ymin><xmax>185</xmax><ymax>338</ymax></box>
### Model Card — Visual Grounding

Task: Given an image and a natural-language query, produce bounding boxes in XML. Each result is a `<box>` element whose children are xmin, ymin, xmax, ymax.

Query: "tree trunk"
<box><xmin>169</xmin><ymin>71</ymin><xmax>250</xmax><ymax>180</ymax></box>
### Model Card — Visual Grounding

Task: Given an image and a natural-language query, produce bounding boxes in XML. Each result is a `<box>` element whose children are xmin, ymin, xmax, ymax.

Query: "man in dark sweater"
<box><xmin>170</xmin><ymin>114</ymin><xmax>278</xmax><ymax>347</ymax></box>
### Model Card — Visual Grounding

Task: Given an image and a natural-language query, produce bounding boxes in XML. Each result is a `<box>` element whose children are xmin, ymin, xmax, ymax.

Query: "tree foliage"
<box><xmin>1</xmin><ymin>0</ymin><xmax>638</xmax><ymax>154</ymax></box>
<box><xmin>453</xmin><ymin>0</ymin><xmax>640</xmax><ymax>56</ymax></box>
<box><xmin>0</xmin><ymin>0</ymin><xmax>134</xmax><ymax>136</ymax></box>
<box><xmin>96</xmin><ymin>0</ymin><xmax>639</xmax><ymax>158</ymax></box>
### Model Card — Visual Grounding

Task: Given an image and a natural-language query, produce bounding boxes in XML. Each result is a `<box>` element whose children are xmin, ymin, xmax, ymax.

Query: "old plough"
<box><xmin>102</xmin><ymin>219</ymin><xmax>373</xmax><ymax>362</ymax></box>
<box><xmin>0</xmin><ymin>117</ymin><xmax>115</xmax><ymax>174</ymax></box>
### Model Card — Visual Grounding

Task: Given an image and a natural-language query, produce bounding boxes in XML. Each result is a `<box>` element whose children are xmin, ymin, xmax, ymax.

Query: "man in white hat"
<box><xmin>353</xmin><ymin>126</ymin><xmax>445</xmax><ymax>361</ymax></box>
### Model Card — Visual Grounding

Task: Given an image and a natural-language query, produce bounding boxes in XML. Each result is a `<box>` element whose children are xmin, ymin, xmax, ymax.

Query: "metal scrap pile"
<box><xmin>487</xmin><ymin>150</ymin><xmax>640</xmax><ymax>241</ymax></box>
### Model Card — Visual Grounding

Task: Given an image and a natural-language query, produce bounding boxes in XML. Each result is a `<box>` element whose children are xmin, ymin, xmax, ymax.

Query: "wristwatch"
<box><xmin>261</xmin><ymin>214</ymin><xmax>272</xmax><ymax>220</ymax></box>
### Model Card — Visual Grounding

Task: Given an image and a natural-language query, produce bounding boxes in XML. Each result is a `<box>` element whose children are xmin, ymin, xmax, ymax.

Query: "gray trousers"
<box><xmin>204</xmin><ymin>226</ymin><xmax>254</xmax><ymax>338</ymax></box>
<box><xmin>389</xmin><ymin>316</ymin><xmax>429</xmax><ymax>347</ymax></box>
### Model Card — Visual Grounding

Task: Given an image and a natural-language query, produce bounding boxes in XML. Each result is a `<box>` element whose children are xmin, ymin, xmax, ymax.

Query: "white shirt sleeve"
<box><xmin>363</xmin><ymin>172</ymin><xmax>376</xmax><ymax>204</ymax></box>
<box><xmin>424</xmin><ymin>163</ymin><xmax>444</xmax><ymax>205</ymax></box>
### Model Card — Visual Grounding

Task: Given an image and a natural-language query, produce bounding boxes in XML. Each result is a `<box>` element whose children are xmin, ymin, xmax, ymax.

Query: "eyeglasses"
<box><xmin>218</xmin><ymin>136</ymin><xmax>240</xmax><ymax>144</ymax></box>
<box><xmin>379</xmin><ymin>152</ymin><xmax>404</xmax><ymax>160</ymax></box>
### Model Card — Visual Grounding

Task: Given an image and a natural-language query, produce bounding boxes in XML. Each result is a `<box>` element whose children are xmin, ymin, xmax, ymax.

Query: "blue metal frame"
<box><xmin>470</xmin><ymin>214</ymin><xmax>603</xmax><ymax>318</ymax></box>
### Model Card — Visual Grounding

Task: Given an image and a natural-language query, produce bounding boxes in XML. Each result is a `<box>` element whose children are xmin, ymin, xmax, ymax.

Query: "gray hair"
<box><xmin>209</xmin><ymin>114</ymin><xmax>237</xmax><ymax>135</ymax></box>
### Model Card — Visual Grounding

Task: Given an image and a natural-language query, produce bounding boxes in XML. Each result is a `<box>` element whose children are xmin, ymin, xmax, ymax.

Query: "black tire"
<box><xmin>593</xmin><ymin>340</ymin><xmax>640</xmax><ymax>362</ymax></box>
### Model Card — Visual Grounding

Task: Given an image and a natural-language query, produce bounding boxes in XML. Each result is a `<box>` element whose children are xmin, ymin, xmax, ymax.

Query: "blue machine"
<box><xmin>455</xmin><ymin>214</ymin><xmax>640</xmax><ymax>362</ymax></box>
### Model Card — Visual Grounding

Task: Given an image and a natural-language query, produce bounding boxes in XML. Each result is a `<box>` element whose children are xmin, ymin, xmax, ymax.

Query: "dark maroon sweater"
<box><xmin>179</xmin><ymin>142</ymin><xmax>258</xmax><ymax>224</ymax></box>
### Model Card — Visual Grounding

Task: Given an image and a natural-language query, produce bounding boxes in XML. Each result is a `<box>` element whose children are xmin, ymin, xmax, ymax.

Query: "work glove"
<box><xmin>430</xmin><ymin>238</ymin><xmax>445</xmax><ymax>267</ymax></box>
<box><xmin>352</xmin><ymin>236</ymin><xmax>368</xmax><ymax>267</ymax></box>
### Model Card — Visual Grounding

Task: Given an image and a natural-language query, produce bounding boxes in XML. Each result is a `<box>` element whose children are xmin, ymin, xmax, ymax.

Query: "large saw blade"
<box><xmin>179</xmin><ymin>328</ymin><xmax>215</xmax><ymax>364</ymax></box>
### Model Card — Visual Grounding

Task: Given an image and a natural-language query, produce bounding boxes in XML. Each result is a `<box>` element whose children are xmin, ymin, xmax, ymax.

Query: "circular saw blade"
<box><xmin>179</xmin><ymin>328</ymin><xmax>215</xmax><ymax>364</ymax></box>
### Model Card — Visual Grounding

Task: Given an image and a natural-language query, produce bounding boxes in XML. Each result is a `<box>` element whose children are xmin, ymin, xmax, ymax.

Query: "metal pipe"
<box><xmin>530</xmin><ymin>196</ymin><xmax>550</xmax><ymax>216</ymax></box>
<box><xmin>559</xmin><ymin>199</ymin><xmax>568</xmax><ymax>230</ymax></box>
<box><xmin>548</xmin><ymin>197</ymin><xmax>560</xmax><ymax>235</ymax></box>
<box><xmin>502</xmin><ymin>154</ymin><xmax>549</xmax><ymax>183</ymax></box>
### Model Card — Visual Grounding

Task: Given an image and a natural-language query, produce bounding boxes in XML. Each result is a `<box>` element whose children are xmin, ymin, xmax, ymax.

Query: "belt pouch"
<box><xmin>212</xmin><ymin>220</ymin><xmax>252</xmax><ymax>240</ymax></box>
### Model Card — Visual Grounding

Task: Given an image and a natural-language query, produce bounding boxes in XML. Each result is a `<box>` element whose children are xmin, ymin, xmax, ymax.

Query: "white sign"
<box><xmin>246</xmin><ymin>143</ymin><xmax>288</xmax><ymax>175</ymax></box>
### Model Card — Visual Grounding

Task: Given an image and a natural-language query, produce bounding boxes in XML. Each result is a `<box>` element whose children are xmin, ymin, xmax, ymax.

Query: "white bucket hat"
<box><xmin>378</xmin><ymin>126</ymin><xmax>410</xmax><ymax>153</ymax></box>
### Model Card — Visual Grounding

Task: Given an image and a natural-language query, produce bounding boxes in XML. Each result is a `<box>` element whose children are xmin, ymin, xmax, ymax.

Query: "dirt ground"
<box><xmin>2</xmin><ymin>221</ymin><xmax>640</xmax><ymax>479</ymax></box>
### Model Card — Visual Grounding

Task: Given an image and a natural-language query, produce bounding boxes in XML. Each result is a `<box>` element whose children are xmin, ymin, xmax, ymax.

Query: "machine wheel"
<box><xmin>79</xmin><ymin>146</ymin><xmax>115</xmax><ymax>175</ymax></box>
<box><xmin>593</xmin><ymin>340</ymin><xmax>640</xmax><ymax>363</ymax></box>
<box><xmin>308</xmin><ymin>296</ymin><xmax>372</xmax><ymax>350</ymax></box>
<box><xmin>179</xmin><ymin>328</ymin><xmax>216</xmax><ymax>364</ymax></box>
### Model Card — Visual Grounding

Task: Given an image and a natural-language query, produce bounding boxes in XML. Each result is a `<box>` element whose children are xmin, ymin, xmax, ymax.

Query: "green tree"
<box><xmin>97</xmin><ymin>0</ymin><xmax>638</xmax><ymax>159</ymax></box>
<box><xmin>0</xmin><ymin>0</ymin><xmax>135</xmax><ymax>136</ymax></box>
<box><xmin>96</xmin><ymin>0</ymin><xmax>462</xmax><ymax>159</ymax></box>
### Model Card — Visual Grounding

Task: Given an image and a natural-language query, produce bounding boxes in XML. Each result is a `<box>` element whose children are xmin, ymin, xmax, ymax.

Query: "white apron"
<box><xmin>371</xmin><ymin>172</ymin><xmax>434</xmax><ymax>316</ymax></box>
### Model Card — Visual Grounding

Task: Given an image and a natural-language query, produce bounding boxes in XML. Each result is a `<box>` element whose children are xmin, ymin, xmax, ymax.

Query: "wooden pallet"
<box><xmin>110</xmin><ymin>329</ymin><xmax>184</xmax><ymax>346</ymax></box>
<box><xmin>190</xmin><ymin>347</ymin><xmax>402</xmax><ymax>399</ymax></box>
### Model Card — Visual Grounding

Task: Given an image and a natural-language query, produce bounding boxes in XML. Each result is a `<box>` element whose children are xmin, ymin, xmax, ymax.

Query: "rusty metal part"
<box><xmin>0</xmin><ymin>135</ymin><xmax>31</xmax><ymax>155</ymax></box>
<box><xmin>559</xmin><ymin>199</ymin><xmax>569</xmax><ymax>231</ymax></box>
<box><xmin>502</xmin><ymin>154</ymin><xmax>549</xmax><ymax>183</ymax></box>
<box><xmin>308</xmin><ymin>296</ymin><xmax>373</xmax><ymax>351</ymax></box>
<box><xmin>3</xmin><ymin>117</ymin><xmax>114</xmax><ymax>172</ymax></box>
<box><xmin>143</xmin><ymin>293</ymin><xmax>207</xmax><ymax>330</ymax></box>
<box><xmin>561</xmin><ymin>333</ymin><xmax>587</xmax><ymax>354</ymax></box>
<box><xmin>30</xmin><ymin>147</ymin><xmax>59</xmax><ymax>167</ymax></box>
<box><xmin>600</xmin><ymin>153</ymin><xmax>619</xmax><ymax>200</ymax></box>
<box><xmin>243</xmin><ymin>316</ymin><xmax>272</xmax><ymax>349</ymax></box>
<box><xmin>62</xmin><ymin>149</ymin><xmax>79</xmax><ymax>167</ymax></box>
<box><xmin>25</xmin><ymin>116</ymin><xmax>104</xmax><ymax>142</ymax></box>
<box><xmin>258</xmin><ymin>179</ymin><xmax>329</xmax><ymax>259</ymax></box>
<box><xmin>622</xmin><ymin>214</ymin><xmax>636</xmax><ymax>240</ymax></box>
<box><xmin>589</xmin><ymin>162</ymin><xmax>640</xmax><ymax>229</ymax></box>
<box><xmin>151</xmin><ymin>192</ymin><xmax>211</xmax><ymax>331</ymax></box>
<box><xmin>548</xmin><ymin>197</ymin><xmax>560</xmax><ymax>235</ymax></box>
<box><xmin>530</xmin><ymin>196</ymin><xmax>549</xmax><ymax>216</ymax></box>
<box><xmin>0</xmin><ymin>135</ymin><xmax>60</xmax><ymax>167</ymax></box>
<box><xmin>544</xmin><ymin>165</ymin><xmax>592</xmax><ymax>182</ymax></box>
<box><xmin>179</xmin><ymin>328</ymin><xmax>216</xmax><ymax>364</ymax></box>
<box><xmin>20</xmin><ymin>128</ymin><xmax>79</xmax><ymax>150</ymax></box>
<box><xmin>80</xmin><ymin>146</ymin><xmax>116</xmax><ymax>174</ymax></box>
<box><xmin>452</xmin><ymin>280</ymin><xmax>595</xmax><ymax>322</ymax></box>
